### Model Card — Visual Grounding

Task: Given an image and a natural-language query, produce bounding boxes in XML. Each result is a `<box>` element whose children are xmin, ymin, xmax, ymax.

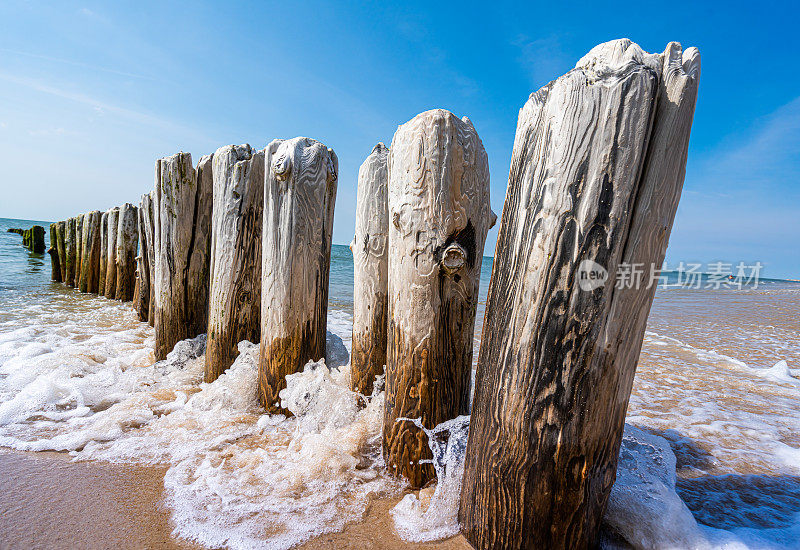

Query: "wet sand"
<box><xmin>0</xmin><ymin>449</ymin><xmax>470</xmax><ymax>550</ymax></box>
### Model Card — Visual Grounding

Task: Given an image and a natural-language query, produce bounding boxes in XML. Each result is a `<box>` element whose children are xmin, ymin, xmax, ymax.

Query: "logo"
<box><xmin>578</xmin><ymin>259</ymin><xmax>608</xmax><ymax>291</ymax></box>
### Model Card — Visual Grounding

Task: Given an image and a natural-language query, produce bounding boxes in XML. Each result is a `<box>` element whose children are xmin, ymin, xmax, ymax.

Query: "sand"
<box><xmin>0</xmin><ymin>449</ymin><xmax>471</xmax><ymax>550</ymax></box>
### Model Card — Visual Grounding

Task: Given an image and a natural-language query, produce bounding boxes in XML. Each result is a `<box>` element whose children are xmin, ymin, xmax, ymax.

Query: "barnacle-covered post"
<box><xmin>350</xmin><ymin>143</ymin><xmax>390</xmax><ymax>396</ymax></box>
<box><xmin>459</xmin><ymin>40</ymin><xmax>701</xmax><ymax>549</ymax></box>
<box><xmin>205</xmin><ymin>144</ymin><xmax>265</xmax><ymax>382</ymax></box>
<box><xmin>258</xmin><ymin>137</ymin><xmax>338</xmax><ymax>412</ymax></box>
<box><xmin>153</xmin><ymin>153</ymin><xmax>213</xmax><ymax>359</ymax></box>
<box><xmin>383</xmin><ymin>109</ymin><xmax>494</xmax><ymax>488</ymax></box>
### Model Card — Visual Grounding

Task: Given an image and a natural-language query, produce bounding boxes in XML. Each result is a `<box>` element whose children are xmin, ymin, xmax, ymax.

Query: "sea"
<box><xmin>1</xmin><ymin>216</ymin><xmax>799</xmax><ymax>549</ymax></box>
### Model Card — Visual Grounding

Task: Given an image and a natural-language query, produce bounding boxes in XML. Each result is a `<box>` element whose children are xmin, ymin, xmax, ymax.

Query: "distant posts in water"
<box><xmin>99</xmin><ymin>211</ymin><xmax>109</xmax><ymax>293</ymax></box>
<box><xmin>79</xmin><ymin>211</ymin><xmax>102</xmax><ymax>294</ymax></box>
<box><xmin>115</xmin><ymin>203</ymin><xmax>139</xmax><ymax>302</ymax></box>
<box><xmin>350</xmin><ymin>143</ymin><xmax>389</xmax><ymax>396</ymax></box>
<box><xmin>383</xmin><ymin>110</ymin><xmax>494</xmax><ymax>489</ymax></box>
<box><xmin>55</xmin><ymin>221</ymin><xmax>67</xmax><ymax>282</ymax></box>
<box><xmin>18</xmin><ymin>225</ymin><xmax>46</xmax><ymax>254</ymax></box>
<box><xmin>205</xmin><ymin>145</ymin><xmax>265</xmax><ymax>383</ymax></box>
<box><xmin>135</xmin><ymin>194</ymin><xmax>154</xmax><ymax>322</ymax></box>
<box><xmin>104</xmin><ymin>208</ymin><xmax>119</xmax><ymax>299</ymax></box>
<box><xmin>153</xmin><ymin>152</ymin><xmax>213</xmax><ymax>360</ymax></box>
<box><xmin>64</xmin><ymin>217</ymin><xmax>77</xmax><ymax>287</ymax></box>
<box><xmin>458</xmin><ymin>40</ymin><xmax>701</xmax><ymax>550</ymax></box>
<box><xmin>48</xmin><ymin>223</ymin><xmax>61</xmax><ymax>282</ymax></box>
<box><xmin>258</xmin><ymin>137</ymin><xmax>338</xmax><ymax>412</ymax></box>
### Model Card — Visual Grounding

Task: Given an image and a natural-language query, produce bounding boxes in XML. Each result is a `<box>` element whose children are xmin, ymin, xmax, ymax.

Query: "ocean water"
<box><xmin>1</xmin><ymin>216</ymin><xmax>799</xmax><ymax>549</ymax></box>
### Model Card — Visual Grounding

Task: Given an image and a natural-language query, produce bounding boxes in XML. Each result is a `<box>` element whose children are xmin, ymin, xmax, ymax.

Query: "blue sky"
<box><xmin>0</xmin><ymin>1</ymin><xmax>798</xmax><ymax>278</ymax></box>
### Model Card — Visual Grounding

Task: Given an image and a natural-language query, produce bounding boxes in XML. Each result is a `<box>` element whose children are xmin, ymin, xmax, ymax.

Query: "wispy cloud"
<box><xmin>27</xmin><ymin>127</ymin><xmax>80</xmax><ymax>138</ymax></box>
<box><xmin>0</xmin><ymin>48</ymin><xmax>155</xmax><ymax>81</ymax></box>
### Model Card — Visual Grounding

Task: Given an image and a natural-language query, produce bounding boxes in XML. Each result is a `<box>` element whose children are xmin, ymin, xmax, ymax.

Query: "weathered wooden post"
<box><xmin>104</xmin><ymin>207</ymin><xmax>119</xmax><ymax>299</ymax></box>
<box><xmin>142</xmin><ymin>191</ymin><xmax>156</xmax><ymax>326</ymax></box>
<box><xmin>382</xmin><ymin>110</ymin><xmax>493</xmax><ymax>489</ymax></box>
<box><xmin>134</xmin><ymin>194</ymin><xmax>152</xmax><ymax>322</ymax></box>
<box><xmin>79</xmin><ymin>211</ymin><xmax>101</xmax><ymax>293</ymax></box>
<box><xmin>64</xmin><ymin>218</ymin><xmax>77</xmax><ymax>288</ymax></box>
<box><xmin>30</xmin><ymin>225</ymin><xmax>45</xmax><ymax>253</ymax></box>
<box><xmin>48</xmin><ymin>223</ymin><xmax>61</xmax><ymax>282</ymax></box>
<box><xmin>459</xmin><ymin>40</ymin><xmax>701</xmax><ymax>549</ymax></box>
<box><xmin>115</xmin><ymin>203</ymin><xmax>138</xmax><ymax>302</ymax></box>
<box><xmin>153</xmin><ymin>152</ymin><xmax>213</xmax><ymax>360</ymax></box>
<box><xmin>205</xmin><ymin>145</ymin><xmax>265</xmax><ymax>382</ymax></box>
<box><xmin>74</xmin><ymin>215</ymin><xmax>83</xmax><ymax>288</ymax></box>
<box><xmin>350</xmin><ymin>143</ymin><xmax>390</xmax><ymax>396</ymax></box>
<box><xmin>258</xmin><ymin>137</ymin><xmax>338</xmax><ymax>412</ymax></box>
<box><xmin>99</xmin><ymin>211</ymin><xmax>109</xmax><ymax>293</ymax></box>
<box><xmin>56</xmin><ymin>220</ymin><xmax>67</xmax><ymax>282</ymax></box>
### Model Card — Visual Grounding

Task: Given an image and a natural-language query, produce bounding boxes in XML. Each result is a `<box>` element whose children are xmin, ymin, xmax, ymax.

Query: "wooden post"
<box><xmin>153</xmin><ymin>152</ymin><xmax>213</xmax><ymax>360</ymax></box>
<box><xmin>115</xmin><ymin>203</ymin><xmax>138</xmax><ymax>302</ymax></box>
<box><xmin>205</xmin><ymin>145</ymin><xmax>265</xmax><ymax>382</ymax></box>
<box><xmin>74</xmin><ymin>215</ymin><xmax>83</xmax><ymax>288</ymax></box>
<box><xmin>258</xmin><ymin>137</ymin><xmax>338</xmax><ymax>412</ymax></box>
<box><xmin>459</xmin><ymin>40</ymin><xmax>700</xmax><ymax>550</ymax></box>
<box><xmin>383</xmin><ymin>110</ymin><xmax>493</xmax><ymax>489</ymax></box>
<box><xmin>79</xmin><ymin>211</ymin><xmax>101</xmax><ymax>293</ymax></box>
<box><xmin>142</xmin><ymin>191</ymin><xmax>156</xmax><ymax>326</ymax></box>
<box><xmin>135</xmin><ymin>194</ymin><xmax>152</xmax><ymax>322</ymax></box>
<box><xmin>99</xmin><ymin>211</ymin><xmax>108</xmax><ymax>294</ymax></box>
<box><xmin>350</xmin><ymin>143</ymin><xmax>390</xmax><ymax>396</ymax></box>
<box><xmin>30</xmin><ymin>225</ymin><xmax>45</xmax><ymax>253</ymax></box>
<box><xmin>56</xmin><ymin>220</ymin><xmax>67</xmax><ymax>283</ymax></box>
<box><xmin>104</xmin><ymin>208</ymin><xmax>119</xmax><ymax>299</ymax></box>
<box><xmin>64</xmin><ymin>217</ymin><xmax>77</xmax><ymax>288</ymax></box>
<box><xmin>48</xmin><ymin>223</ymin><xmax>61</xmax><ymax>282</ymax></box>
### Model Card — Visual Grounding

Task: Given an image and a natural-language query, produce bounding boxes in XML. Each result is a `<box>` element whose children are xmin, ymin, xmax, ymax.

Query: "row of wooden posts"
<box><xmin>47</xmin><ymin>39</ymin><xmax>699</xmax><ymax>549</ymax></box>
<box><xmin>7</xmin><ymin>225</ymin><xmax>46</xmax><ymax>253</ymax></box>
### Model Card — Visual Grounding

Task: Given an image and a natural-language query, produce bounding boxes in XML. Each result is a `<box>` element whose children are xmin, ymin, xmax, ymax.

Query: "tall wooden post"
<box><xmin>64</xmin><ymin>217</ymin><xmax>77</xmax><ymax>288</ymax></box>
<box><xmin>383</xmin><ymin>110</ymin><xmax>493</xmax><ymax>489</ymax></box>
<box><xmin>116</xmin><ymin>203</ymin><xmax>138</xmax><ymax>302</ymax></box>
<box><xmin>99</xmin><ymin>211</ymin><xmax>109</xmax><ymax>294</ymax></box>
<box><xmin>350</xmin><ymin>143</ymin><xmax>390</xmax><ymax>396</ymax></box>
<box><xmin>48</xmin><ymin>223</ymin><xmax>61</xmax><ymax>282</ymax></box>
<box><xmin>258</xmin><ymin>137</ymin><xmax>338</xmax><ymax>412</ymax></box>
<box><xmin>104</xmin><ymin>208</ymin><xmax>119</xmax><ymax>298</ymax></box>
<box><xmin>205</xmin><ymin>145</ymin><xmax>265</xmax><ymax>382</ymax></box>
<box><xmin>79</xmin><ymin>211</ymin><xmax>101</xmax><ymax>294</ymax></box>
<box><xmin>153</xmin><ymin>152</ymin><xmax>213</xmax><ymax>360</ymax></box>
<box><xmin>74</xmin><ymin>215</ymin><xmax>83</xmax><ymax>288</ymax></box>
<box><xmin>142</xmin><ymin>191</ymin><xmax>156</xmax><ymax>326</ymax></box>
<box><xmin>459</xmin><ymin>40</ymin><xmax>700</xmax><ymax>550</ymax></box>
<box><xmin>55</xmin><ymin>220</ymin><xmax>67</xmax><ymax>283</ymax></box>
<box><xmin>135</xmin><ymin>194</ymin><xmax>152</xmax><ymax>322</ymax></box>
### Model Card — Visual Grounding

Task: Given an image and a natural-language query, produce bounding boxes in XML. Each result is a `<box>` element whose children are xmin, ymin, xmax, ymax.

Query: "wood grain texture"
<box><xmin>205</xmin><ymin>144</ymin><xmax>265</xmax><ymax>382</ymax></box>
<box><xmin>64</xmin><ymin>218</ymin><xmax>76</xmax><ymax>288</ymax></box>
<box><xmin>55</xmin><ymin>221</ymin><xmax>67</xmax><ymax>283</ymax></box>
<box><xmin>153</xmin><ymin>152</ymin><xmax>213</xmax><ymax>360</ymax></box>
<box><xmin>48</xmin><ymin>224</ymin><xmax>61</xmax><ymax>282</ymax></box>
<box><xmin>258</xmin><ymin>137</ymin><xmax>338</xmax><ymax>412</ymax></box>
<box><xmin>142</xmin><ymin>191</ymin><xmax>156</xmax><ymax>327</ymax></box>
<box><xmin>104</xmin><ymin>208</ymin><xmax>119</xmax><ymax>299</ymax></box>
<box><xmin>79</xmin><ymin>211</ymin><xmax>102</xmax><ymax>294</ymax></box>
<box><xmin>350</xmin><ymin>143</ymin><xmax>390</xmax><ymax>396</ymax></box>
<box><xmin>99</xmin><ymin>211</ymin><xmax>108</xmax><ymax>294</ymax></box>
<box><xmin>116</xmin><ymin>203</ymin><xmax>138</xmax><ymax>302</ymax></box>
<box><xmin>74</xmin><ymin>215</ymin><xmax>83</xmax><ymax>288</ymax></box>
<box><xmin>135</xmin><ymin>194</ymin><xmax>153</xmax><ymax>322</ymax></box>
<box><xmin>458</xmin><ymin>39</ymin><xmax>700</xmax><ymax>550</ymax></box>
<box><xmin>383</xmin><ymin>109</ymin><xmax>494</xmax><ymax>489</ymax></box>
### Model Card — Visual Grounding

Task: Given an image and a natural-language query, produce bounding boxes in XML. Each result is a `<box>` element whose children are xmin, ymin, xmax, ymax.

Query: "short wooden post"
<box><xmin>56</xmin><ymin>220</ymin><xmax>67</xmax><ymax>282</ymax></box>
<box><xmin>79</xmin><ymin>211</ymin><xmax>101</xmax><ymax>293</ymax></box>
<box><xmin>258</xmin><ymin>137</ymin><xmax>338</xmax><ymax>412</ymax></box>
<box><xmin>459</xmin><ymin>40</ymin><xmax>700</xmax><ymax>550</ymax></box>
<box><xmin>104</xmin><ymin>208</ymin><xmax>119</xmax><ymax>298</ymax></box>
<box><xmin>64</xmin><ymin>217</ymin><xmax>77</xmax><ymax>288</ymax></box>
<box><xmin>30</xmin><ymin>225</ymin><xmax>45</xmax><ymax>254</ymax></box>
<box><xmin>205</xmin><ymin>145</ymin><xmax>265</xmax><ymax>382</ymax></box>
<box><xmin>350</xmin><ymin>143</ymin><xmax>390</xmax><ymax>396</ymax></box>
<box><xmin>99</xmin><ymin>211</ymin><xmax>108</xmax><ymax>293</ymax></box>
<box><xmin>383</xmin><ymin>109</ymin><xmax>493</xmax><ymax>489</ymax></box>
<box><xmin>115</xmin><ymin>203</ymin><xmax>138</xmax><ymax>302</ymax></box>
<box><xmin>153</xmin><ymin>153</ymin><xmax>213</xmax><ymax>360</ymax></box>
<box><xmin>48</xmin><ymin>223</ymin><xmax>61</xmax><ymax>282</ymax></box>
<box><xmin>134</xmin><ymin>194</ymin><xmax>152</xmax><ymax>322</ymax></box>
